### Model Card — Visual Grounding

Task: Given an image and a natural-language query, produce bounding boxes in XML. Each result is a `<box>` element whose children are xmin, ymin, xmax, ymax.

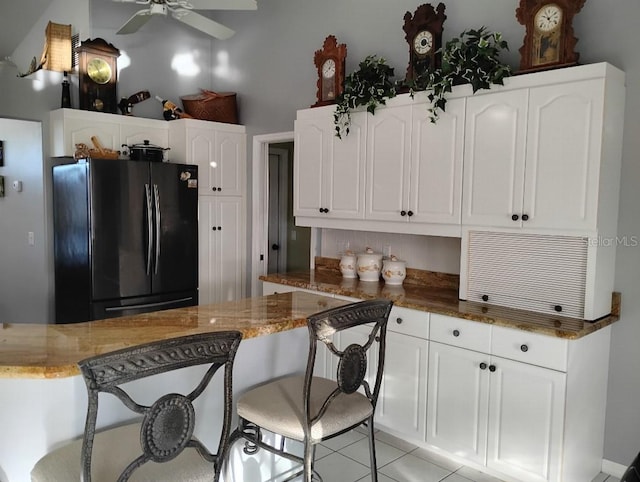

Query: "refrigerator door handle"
<box><xmin>153</xmin><ymin>183</ymin><xmax>161</xmax><ymax>275</ymax></box>
<box><xmin>145</xmin><ymin>183</ymin><xmax>153</xmax><ymax>276</ymax></box>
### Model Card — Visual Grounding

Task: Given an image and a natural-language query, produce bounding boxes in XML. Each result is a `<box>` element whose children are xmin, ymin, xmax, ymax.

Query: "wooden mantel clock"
<box><xmin>516</xmin><ymin>0</ymin><xmax>586</xmax><ymax>73</ymax></box>
<box><xmin>312</xmin><ymin>35</ymin><xmax>347</xmax><ymax>108</ymax></box>
<box><xmin>76</xmin><ymin>38</ymin><xmax>120</xmax><ymax>114</ymax></box>
<box><xmin>403</xmin><ymin>3</ymin><xmax>447</xmax><ymax>82</ymax></box>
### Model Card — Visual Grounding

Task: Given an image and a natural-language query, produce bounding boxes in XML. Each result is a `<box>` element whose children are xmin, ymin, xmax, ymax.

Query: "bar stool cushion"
<box><xmin>31</xmin><ymin>421</ymin><xmax>213</xmax><ymax>482</ymax></box>
<box><xmin>237</xmin><ymin>375</ymin><xmax>373</xmax><ymax>443</ymax></box>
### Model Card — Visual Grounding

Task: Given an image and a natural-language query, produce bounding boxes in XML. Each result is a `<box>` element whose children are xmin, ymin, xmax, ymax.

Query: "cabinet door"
<box><xmin>198</xmin><ymin>196</ymin><xmax>245</xmax><ymax>305</ymax></box>
<box><xmin>120</xmin><ymin>119</ymin><xmax>169</xmax><ymax>153</ymax></box>
<box><xmin>487</xmin><ymin>357</ymin><xmax>565</xmax><ymax>482</ymax></box>
<box><xmin>523</xmin><ymin>79</ymin><xmax>603</xmax><ymax>231</ymax></box>
<box><xmin>427</xmin><ymin>342</ymin><xmax>489</xmax><ymax>465</ymax></box>
<box><xmin>365</xmin><ymin>104</ymin><xmax>412</xmax><ymax>221</ymax></box>
<box><xmin>188</xmin><ymin>128</ymin><xmax>217</xmax><ymax>195</ymax></box>
<box><xmin>376</xmin><ymin>332</ymin><xmax>428</xmax><ymax>441</ymax></box>
<box><xmin>462</xmin><ymin>90</ymin><xmax>528</xmax><ymax>227</ymax></box>
<box><xmin>216</xmin><ymin>129</ymin><xmax>245</xmax><ymax>197</ymax></box>
<box><xmin>294</xmin><ymin>116</ymin><xmax>326</xmax><ymax>217</ymax></box>
<box><xmin>325</xmin><ymin>111</ymin><xmax>367</xmax><ymax>219</ymax></box>
<box><xmin>64</xmin><ymin>117</ymin><xmax>121</xmax><ymax>156</ymax></box>
<box><xmin>410</xmin><ymin>98</ymin><xmax>464</xmax><ymax>225</ymax></box>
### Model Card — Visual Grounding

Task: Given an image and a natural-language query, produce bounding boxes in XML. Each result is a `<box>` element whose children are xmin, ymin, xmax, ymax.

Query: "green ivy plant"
<box><xmin>408</xmin><ymin>27</ymin><xmax>512</xmax><ymax>122</ymax></box>
<box><xmin>333</xmin><ymin>55</ymin><xmax>397</xmax><ymax>138</ymax></box>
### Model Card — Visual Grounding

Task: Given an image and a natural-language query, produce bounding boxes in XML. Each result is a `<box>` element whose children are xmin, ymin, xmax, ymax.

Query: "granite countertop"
<box><xmin>0</xmin><ymin>292</ymin><xmax>348</xmax><ymax>379</ymax></box>
<box><xmin>260</xmin><ymin>258</ymin><xmax>620</xmax><ymax>341</ymax></box>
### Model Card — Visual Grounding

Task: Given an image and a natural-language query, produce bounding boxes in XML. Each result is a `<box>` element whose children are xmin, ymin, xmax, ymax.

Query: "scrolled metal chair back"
<box><xmin>78</xmin><ymin>330</ymin><xmax>242</xmax><ymax>482</ymax></box>
<box><xmin>305</xmin><ymin>299</ymin><xmax>392</xmax><ymax>430</ymax></box>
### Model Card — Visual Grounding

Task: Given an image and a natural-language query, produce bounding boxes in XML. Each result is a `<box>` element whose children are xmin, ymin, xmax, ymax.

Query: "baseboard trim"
<box><xmin>602</xmin><ymin>458</ymin><xmax>627</xmax><ymax>478</ymax></box>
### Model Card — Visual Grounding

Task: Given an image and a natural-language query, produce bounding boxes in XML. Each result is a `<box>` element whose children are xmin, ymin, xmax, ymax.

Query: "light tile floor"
<box><xmin>226</xmin><ymin>427</ymin><xmax>621</xmax><ymax>482</ymax></box>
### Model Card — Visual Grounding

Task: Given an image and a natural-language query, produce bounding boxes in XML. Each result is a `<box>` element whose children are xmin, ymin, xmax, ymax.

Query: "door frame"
<box><xmin>250</xmin><ymin>132</ymin><xmax>294</xmax><ymax>296</ymax></box>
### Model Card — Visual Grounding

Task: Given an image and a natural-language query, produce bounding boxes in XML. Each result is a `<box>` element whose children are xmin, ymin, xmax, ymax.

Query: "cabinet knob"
<box><xmin>520</xmin><ymin>344</ymin><xmax>529</xmax><ymax>352</ymax></box>
<box><xmin>212</xmin><ymin>226</ymin><xmax>217</xmax><ymax>231</ymax></box>
<box><xmin>554</xmin><ymin>305</ymin><xmax>563</xmax><ymax>312</ymax></box>
<box><xmin>453</xmin><ymin>329</ymin><xmax>460</xmax><ymax>337</ymax></box>
<box><xmin>319</xmin><ymin>208</ymin><xmax>323</xmax><ymax>213</ymax></box>
<box><xmin>512</xmin><ymin>214</ymin><xmax>519</xmax><ymax>221</ymax></box>
<box><xmin>218</xmin><ymin>226</ymin><xmax>222</xmax><ymax>231</ymax></box>
<box><xmin>481</xmin><ymin>294</ymin><xmax>489</xmax><ymax>302</ymax></box>
<box><xmin>522</xmin><ymin>214</ymin><xmax>529</xmax><ymax>221</ymax></box>
<box><xmin>479</xmin><ymin>362</ymin><xmax>487</xmax><ymax>370</ymax></box>
<box><xmin>407</xmin><ymin>210</ymin><xmax>414</xmax><ymax>217</ymax></box>
<box><xmin>395</xmin><ymin>317</ymin><xmax>403</xmax><ymax>324</ymax></box>
<box><xmin>271</xmin><ymin>244</ymin><xmax>280</xmax><ymax>251</ymax></box>
<box><xmin>489</xmin><ymin>365</ymin><xmax>496</xmax><ymax>372</ymax></box>
<box><xmin>400</xmin><ymin>210</ymin><xmax>407</xmax><ymax>217</ymax></box>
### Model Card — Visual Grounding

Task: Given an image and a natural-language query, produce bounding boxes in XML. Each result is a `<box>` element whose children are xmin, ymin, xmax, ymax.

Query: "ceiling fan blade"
<box><xmin>117</xmin><ymin>9</ymin><xmax>154</xmax><ymax>34</ymax></box>
<box><xmin>172</xmin><ymin>10</ymin><xmax>235</xmax><ymax>39</ymax></box>
<box><xmin>186</xmin><ymin>0</ymin><xmax>257</xmax><ymax>10</ymax></box>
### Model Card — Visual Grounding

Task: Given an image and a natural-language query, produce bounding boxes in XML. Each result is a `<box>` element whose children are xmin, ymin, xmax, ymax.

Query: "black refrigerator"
<box><xmin>53</xmin><ymin>158</ymin><xmax>199</xmax><ymax>323</ymax></box>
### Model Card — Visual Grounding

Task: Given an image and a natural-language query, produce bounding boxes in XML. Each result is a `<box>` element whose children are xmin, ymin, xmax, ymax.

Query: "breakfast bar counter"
<box><xmin>0</xmin><ymin>291</ymin><xmax>349</xmax><ymax>379</ymax></box>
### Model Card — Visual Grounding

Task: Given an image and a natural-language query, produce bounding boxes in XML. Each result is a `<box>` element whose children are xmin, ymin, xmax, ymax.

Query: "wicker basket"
<box><xmin>181</xmin><ymin>90</ymin><xmax>238</xmax><ymax>124</ymax></box>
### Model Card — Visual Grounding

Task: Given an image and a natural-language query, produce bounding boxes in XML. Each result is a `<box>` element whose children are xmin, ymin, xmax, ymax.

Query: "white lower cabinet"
<box><xmin>198</xmin><ymin>196</ymin><xmax>245</xmax><ymax>305</ymax></box>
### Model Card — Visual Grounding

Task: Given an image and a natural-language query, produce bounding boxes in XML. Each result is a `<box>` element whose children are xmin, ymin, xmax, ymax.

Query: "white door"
<box><xmin>462</xmin><ymin>89</ymin><xmax>528</xmax><ymax>227</ymax></box>
<box><xmin>294</xmin><ymin>117</ymin><xmax>326</xmax><ymax>217</ymax></box>
<box><xmin>486</xmin><ymin>356</ymin><xmax>565</xmax><ymax>482</ymax></box>
<box><xmin>427</xmin><ymin>342</ymin><xmax>489</xmax><ymax>465</ymax></box>
<box><xmin>325</xmin><ymin>111</ymin><xmax>367</xmax><ymax>219</ymax></box>
<box><xmin>365</xmin><ymin>104</ymin><xmax>412</xmax><ymax>222</ymax></box>
<box><xmin>376</xmin><ymin>331</ymin><xmax>428</xmax><ymax>441</ymax></box>
<box><xmin>198</xmin><ymin>197</ymin><xmax>245</xmax><ymax>304</ymax></box>
<box><xmin>410</xmin><ymin>97</ymin><xmax>465</xmax><ymax>225</ymax></box>
<box><xmin>523</xmin><ymin>79</ymin><xmax>603</xmax><ymax>231</ymax></box>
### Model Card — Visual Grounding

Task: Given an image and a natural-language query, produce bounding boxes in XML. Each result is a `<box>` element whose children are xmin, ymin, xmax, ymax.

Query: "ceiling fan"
<box><xmin>113</xmin><ymin>0</ymin><xmax>257</xmax><ymax>40</ymax></box>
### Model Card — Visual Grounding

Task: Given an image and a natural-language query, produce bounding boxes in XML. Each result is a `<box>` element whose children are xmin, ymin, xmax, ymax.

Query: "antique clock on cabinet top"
<box><xmin>516</xmin><ymin>0</ymin><xmax>587</xmax><ymax>73</ymax></box>
<box><xmin>76</xmin><ymin>38</ymin><xmax>120</xmax><ymax>113</ymax></box>
<box><xmin>403</xmin><ymin>2</ymin><xmax>447</xmax><ymax>82</ymax></box>
<box><xmin>312</xmin><ymin>35</ymin><xmax>347</xmax><ymax>108</ymax></box>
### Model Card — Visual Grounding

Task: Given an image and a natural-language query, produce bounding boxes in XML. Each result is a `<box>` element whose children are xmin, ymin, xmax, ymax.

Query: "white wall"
<box><xmin>0</xmin><ymin>0</ymin><xmax>638</xmax><ymax>469</ymax></box>
<box><xmin>0</xmin><ymin>118</ymin><xmax>47</xmax><ymax>323</ymax></box>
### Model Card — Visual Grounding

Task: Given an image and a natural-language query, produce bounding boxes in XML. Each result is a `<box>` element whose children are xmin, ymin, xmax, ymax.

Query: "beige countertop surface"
<box><xmin>260</xmin><ymin>258</ymin><xmax>620</xmax><ymax>342</ymax></box>
<box><xmin>0</xmin><ymin>292</ymin><xmax>349</xmax><ymax>379</ymax></box>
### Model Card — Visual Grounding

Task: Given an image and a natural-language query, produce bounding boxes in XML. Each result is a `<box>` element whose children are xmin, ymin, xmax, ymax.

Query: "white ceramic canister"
<box><xmin>382</xmin><ymin>255</ymin><xmax>406</xmax><ymax>285</ymax></box>
<box><xmin>356</xmin><ymin>247</ymin><xmax>383</xmax><ymax>282</ymax></box>
<box><xmin>339</xmin><ymin>250</ymin><xmax>357</xmax><ymax>278</ymax></box>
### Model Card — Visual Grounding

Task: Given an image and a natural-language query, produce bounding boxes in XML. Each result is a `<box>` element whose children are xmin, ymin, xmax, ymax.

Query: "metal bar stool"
<box><xmin>31</xmin><ymin>330</ymin><xmax>242</xmax><ymax>482</ymax></box>
<box><xmin>229</xmin><ymin>299</ymin><xmax>393</xmax><ymax>482</ymax></box>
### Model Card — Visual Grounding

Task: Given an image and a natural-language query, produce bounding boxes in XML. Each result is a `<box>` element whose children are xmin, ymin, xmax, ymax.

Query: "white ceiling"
<box><xmin>0</xmin><ymin>0</ymin><xmax>54</xmax><ymax>60</ymax></box>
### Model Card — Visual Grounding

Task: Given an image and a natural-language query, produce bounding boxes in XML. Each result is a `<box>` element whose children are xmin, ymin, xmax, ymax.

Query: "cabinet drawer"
<box><xmin>262</xmin><ymin>282</ymin><xmax>296</xmax><ymax>296</ymax></box>
<box><xmin>491</xmin><ymin>325</ymin><xmax>568</xmax><ymax>371</ymax></box>
<box><xmin>387</xmin><ymin>306</ymin><xmax>429</xmax><ymax>339</ymax></box>
<box><xmin>430</xmin><ymin>314</ymin><xmax>491</xmax><ymax>353</ymax></box>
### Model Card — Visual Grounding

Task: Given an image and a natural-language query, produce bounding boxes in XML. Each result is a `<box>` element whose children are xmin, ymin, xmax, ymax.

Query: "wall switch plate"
<box><xmin>28</xmin><ymin>232</ymin><xmax>35</xmax><ymax>246</ymax></box>
<box><xmin>0</xmin><ymin>140</ymin><xmax>4</xmax><ymax>166</ymax></box>
<box><xmin>12</xmin><ymin>180</ymin><xmax>22</xmax><ymax>192</ymax></box>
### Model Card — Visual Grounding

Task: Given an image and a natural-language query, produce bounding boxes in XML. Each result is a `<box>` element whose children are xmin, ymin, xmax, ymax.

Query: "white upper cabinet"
<box><xmin>294</xmin><ymin>106</ymin><xmax>366</xmax><ymax>220</ymax></box>
<box><xmin>462</xmin><ymin>63</ymin><xmax>625</xmax><ymax>235</ymax></box>
<box><xmin>365</xmin><ymin>102</ymin><xmax>413</xmax><ymax>221</ymax></box>
<box><xmin>462</xmin><ymin>90</ymin><xmax>527</xmax><ymax>228</ymax></box>
<box><xmin>169</xmin><ymin>119</ymin><xmax>246</xmax><ymax>197</ymax></box>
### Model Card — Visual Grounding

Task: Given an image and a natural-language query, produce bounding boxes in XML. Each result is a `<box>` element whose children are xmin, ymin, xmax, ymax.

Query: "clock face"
<box><xmin>87</xmin><ymin>57</ymin><xmax>112</xmax><ymax>84</ymax></box>
<box><xmin>413</xmin><ymin>30</ymin><xmax>434</xmax><ymax>55</ymax></box>
<box><xmin>535</xmin><ymin>4</ymin><xmax>562</xmax><ymax>32</ymax></box>
<box><xmin>322</xmin><ymin>59</ymin><xmax>336</xmax><ymax>79</ymax></box>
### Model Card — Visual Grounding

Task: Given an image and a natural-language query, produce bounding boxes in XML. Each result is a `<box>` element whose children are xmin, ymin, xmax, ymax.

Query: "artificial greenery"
<box><xmin>408</xmin><ymin>27</ymin><xmax>512</xmax><ymax>122</ymax></box>
<box><xmin>333</xmin><ymin>55</ymin><xmax>397</xmax><ymax>138</ymax></box>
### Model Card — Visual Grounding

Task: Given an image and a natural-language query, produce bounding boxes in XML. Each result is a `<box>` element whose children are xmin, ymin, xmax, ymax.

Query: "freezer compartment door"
<box><xmin>90</xmin><ymin>290</ymin><xmax>198</xmax><ymax>321</ymax></box>
<box><xmin>150</xmin><ymin>163</ymin><xmax>199</xmax><ymax>294</ymax></box>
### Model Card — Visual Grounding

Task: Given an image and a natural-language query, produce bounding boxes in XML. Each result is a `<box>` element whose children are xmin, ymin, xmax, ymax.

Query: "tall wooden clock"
<box><xmin>516</xmin><ymin>0</ymin><xmax>586</xmax><ymax>73</ymax></box>
<box><xmin>76</xmin><ymin>38</ymin><xmax>120</xmax><ymax>113</ymax></box>
<box><xmin>312</xmin><ymin>35</ymin><xmax>347</xmax><ymax>108</ymax></box>
<box><xmin>403</xmin><ymin>3</ymin><xmax>447</xmax><ymax>82</ymax></box>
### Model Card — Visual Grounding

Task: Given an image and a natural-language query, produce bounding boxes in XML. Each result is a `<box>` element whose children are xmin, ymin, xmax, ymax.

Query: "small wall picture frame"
<box><xmin>0</xmin><ymin>140</ymin><xmax>4</xmax><ymax>166</ymax></box>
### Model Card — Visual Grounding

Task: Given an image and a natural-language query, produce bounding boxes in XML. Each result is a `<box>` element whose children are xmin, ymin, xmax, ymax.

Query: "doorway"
<box><xmin>251</xmin><ymin>133</ymin><xmax>311</xmax><ymax>296</ymax></box>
